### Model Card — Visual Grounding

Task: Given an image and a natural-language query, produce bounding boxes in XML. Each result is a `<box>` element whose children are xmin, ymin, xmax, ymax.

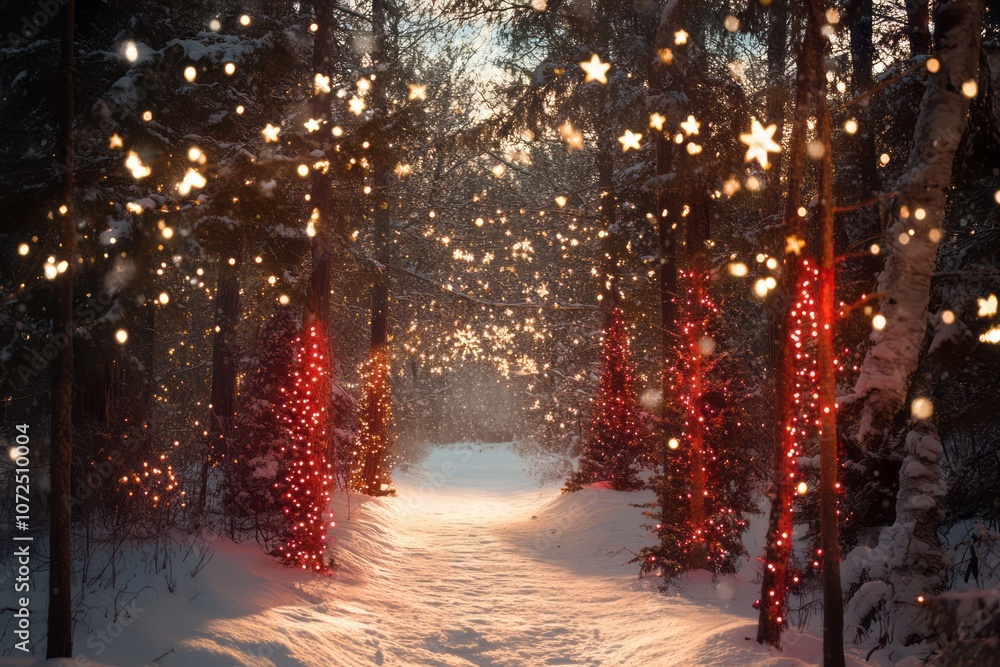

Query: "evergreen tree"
<box><xmin>636</xmin><ymin>273</ymin><xmax>754</xmax><ymax>583</ymax></box>
<box><xmin>227</xmin><ymin>306</ymin><xmax>300</xmax><ymax>533</ymax></box>
<box><xmin>565</xmin><ymin>307</ymin><xmax>648</xmax><ymax>492</ymax></box>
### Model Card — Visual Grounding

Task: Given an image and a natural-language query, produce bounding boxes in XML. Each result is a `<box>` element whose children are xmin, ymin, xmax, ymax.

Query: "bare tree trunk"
<box><xmin>653</xmin><ymin>133</ymin><xmax>678</xmax><ymax>515</ymax></box>
<box><xmin>905</xmin><ymin>0</ymin><xmax>931</xmax><ymax>57</ymax></box>
<box><xmin>596</xmin><ymin>136</ymin><xmax>620</xmax><ymax>317</ymax></box>
<box><xmin>646</xmin><ymin>0</ymin><xmax>682</xmax><ymax>512</ymax></box>
<box><xmin>47</xmin><ymin>0</ymin><xmax>75</xmax><ymax>657</ymax></box>
<box><xmin>848</xmin><ymin>0</ymin><xmax>877</xmax><ymax>201</ymax></box>
<box><xmin>848</xmin><ymin>0</ymin><xmax>983</xmax><ymax>451</ymax></box>
<box><xmin>762</xmin><ymin>0</ymin><xmax>788</xmax><ymax>219</ymax></box>
<box><xmin>199</xmin><ymin>248</ymin><xmax>242</xmax><ymax>516</ymax></box>
<box><xmin>815</xmin><ymin>66</ymin><xmax>846</xmax><ymax>667</ymax></box>
<box><xmin>306</xmin><ymin>0</ymin><xmax>337</xmax><ymax>330</ymax></box>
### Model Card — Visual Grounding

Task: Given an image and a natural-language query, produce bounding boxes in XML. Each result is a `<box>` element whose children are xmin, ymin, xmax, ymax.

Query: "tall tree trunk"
<box><xmin>848</xmin><ymin>0</ymin><xmax>877</xmax><ymax>201</ymax></box>
<box><xmin>758</xmin><ymin>1</ymin><xmax>819</xmax><ymax>647</ymax></box>
<box><xmin>762</xmin><ymin>0</ymin><xmax>788</xmax><ymax>220</ymax></box>
<box><xmin>307</xmin><ymin>0</ymin><xmax>337</xmax><ymax>329</ymax></box>
<box><xmin>47</xmin><ymin>0</ymin><xmax>75</xmax><ymax>657</ymax></box>
<box><xmin>355</xmin><ymin>0</ymin><xmax>394</xmax><ymax>495</ymax></box>
<box><xmin>848</xmin><ymin>0</ymin><xmax>983</xmax><ymax>451</ymax></box>
<box><xmin>200</xmin><ymin>248</ymin><xmax>242</xmax><ymax>516</ymax></box>
<box><xmin>596</xmin><ymin>136</ymin><xmax>620</xmax><ymax>317</ymax></box>
<box><xmin>646</xmin><ymin>0</ymin><xmax>682</xmax><ymax>510</ymax></box>
<box><xmin>761</xmin><ymin>0</ymin><xmax>790</xmax><ymax>385</ymax></box>
<box><xmin>654</xmin><ymin>133</ymin><xmax>678</xmax><ymax>514</ymax></box>
<box><xmin>815</xmin><ymin>62</ymin><xmax>846</xmax><ymax>667</ymax></box>
<box><xmin>369</xmin><ymin>0</ymin><xmax>391</xmax><ymax>386</ymax></box>
<box><xmin>684</xmin><ymin>179</ymin><xmax>711</xmax><ymax>568</ymax></box>
<box><xmin>905</xmin><ymin>0</ymin><xmax>931</xmax><ymax>57</ymax></box>
<box><xmin>654</xmin><ymin>136</ymin><xmax>677</xmax><ymax>377</ymax></box>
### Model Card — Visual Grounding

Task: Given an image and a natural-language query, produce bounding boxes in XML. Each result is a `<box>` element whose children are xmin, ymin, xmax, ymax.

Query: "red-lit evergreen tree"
<box><xmin>278</xmin><ymin>324</ymin><xmax>335</xmax><ymax>573</ymax></box>
<box><xmin>565</xmin><ymin>307</ymin><xmax>648</xmax><ymax>492</ymax></box>
<box><xmin>636</xmin><ymin>271</ymin><xmax>754</xmax><ymax>583</ymax></box>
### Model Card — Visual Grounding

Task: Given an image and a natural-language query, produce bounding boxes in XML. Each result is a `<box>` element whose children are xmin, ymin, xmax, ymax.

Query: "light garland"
<box><xmin>351</xmin><ymin>347</ymin><xmax>397</xmax><ymax>496</ymax></box>
<box><xmin>566</xmin><ymin>307</ymin><xmax>647</xmax><ymax>491</ymax></box>
<box><xmin>650</xmin><ymin>270</ymin><xmax>749</xmax><ymax>577</ymax></box>
<box><xmin>757</xmin><ymin>259</ymin><xmax>820</xmax><ymax>626</ymax></box>
<box><xmin>278</xmin><ymin>324</ymin><xmax>335</xmax><ymax>573</ymax></box>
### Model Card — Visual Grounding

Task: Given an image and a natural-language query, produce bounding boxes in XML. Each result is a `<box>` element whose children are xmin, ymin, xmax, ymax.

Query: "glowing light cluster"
<box><xmin>758</xmin><ymin>259</ymin><xmax>821</xmax><ymax>628</ymax></box>
<box><xmin>278</xmin><ymin>325</ymin><xmax>335</xmax><ymax>573</ymax></box>
<box><xmin>350</xmin><ymin>348</ymin><xmax>396</xmax><ymax>496</ymax></box>
<box><xmin>662</xmin><ymin>271</ymin><xmax>748</xmax><ymax>572</ymax></box>
<box><xmin>565</xmin><ymin>308</ymin><xmax>647</xmax><ymax>492</ymax></box>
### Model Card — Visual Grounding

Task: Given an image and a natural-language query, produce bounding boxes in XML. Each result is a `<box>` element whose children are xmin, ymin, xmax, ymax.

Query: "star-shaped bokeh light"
<box><xmin>579</xmin><ymin>54</ymin><xmax>611</xmax><ymax>84</ymax></box>
<box><xmin>740</xmin><ymin>118</ymin><xmax>781</xmax><ymax>169</ymax></box>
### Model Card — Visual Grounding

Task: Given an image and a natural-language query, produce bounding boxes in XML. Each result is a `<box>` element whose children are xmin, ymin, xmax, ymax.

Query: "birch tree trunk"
<box><xmin>848</xmin><ymin>0</ymin><xmax>984</xmax><ymax>450</ymax></box>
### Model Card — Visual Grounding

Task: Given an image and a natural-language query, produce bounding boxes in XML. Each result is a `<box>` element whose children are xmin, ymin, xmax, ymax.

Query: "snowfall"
<box><xmin>2</xmin><ymin>443</ymin><xmax>871</xmax><ymax>667</ymax></box>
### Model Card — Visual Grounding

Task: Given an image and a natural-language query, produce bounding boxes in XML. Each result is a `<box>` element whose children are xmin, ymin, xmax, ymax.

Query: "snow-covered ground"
<box><xmin>3</xmin><ymin>443</ymin><xmax>866</xmax><ymax>666</ymax></box>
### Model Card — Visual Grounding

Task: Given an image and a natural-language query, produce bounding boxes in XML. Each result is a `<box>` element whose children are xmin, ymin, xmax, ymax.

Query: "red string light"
<box><xmin>758</xmin><ymin>259</ymin><xmax>820</xmax><ymax>621</ymax></box>
<box><xmin>278</xmin><ymin>324</ymin><xmax>335</xmax><ymax>573</ymax></box>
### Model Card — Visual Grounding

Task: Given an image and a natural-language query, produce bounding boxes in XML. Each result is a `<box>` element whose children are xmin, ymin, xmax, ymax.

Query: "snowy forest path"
<box><xmin>148</xmin><ymin>444</ymin><xmax>857</xmax><ymax>667</ymax></box>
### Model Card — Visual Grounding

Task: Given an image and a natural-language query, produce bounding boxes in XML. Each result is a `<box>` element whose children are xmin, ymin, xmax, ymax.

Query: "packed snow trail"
<box><xmin>10</xmin><ymin>444</ymin><xmax>864</xmax><ymax>667</ymax></box>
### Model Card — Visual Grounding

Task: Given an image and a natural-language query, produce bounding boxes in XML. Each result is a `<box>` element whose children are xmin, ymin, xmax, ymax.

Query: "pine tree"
<box><xmin>227</xmin><ymin>307</ymin><xmax>300</xmax><ymax>529</ymax></box>
<box><xmin>565</xmin><ymin>307</ymin><xmax>648</xmax><ymax>492</ymax></box>
<box><xmin>637</xmin><ymin>272</ymin><xmax>754</xmax><ymax>584</ymax></box>
<box><xmin>278</xmin><ymin>324</ymin><xmax>335</xmax><ymax>573</ymax></box>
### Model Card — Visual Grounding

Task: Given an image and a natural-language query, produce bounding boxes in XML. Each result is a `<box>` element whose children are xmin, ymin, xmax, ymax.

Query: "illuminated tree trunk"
<box><xmin>354</xmin><ymin>0</ymin><xmax>394</xmax><ymax>496</ymax></box>
<box><xmin>279</xmin><ymin>325</ymin><xmax>334</xmax><ymax>572</ymax></box>
<box><xmin>354</xmin><ymin>347</ymin><xmax>393</xmax><ymax>494</ymax></box>
<box><xmin>47</xmin><ymin>0</ymin><xmax>75</xmax><ymax>657</ymax></box>
<box><xmin>307</xmin><ymin>0</ymin><xmax>337</xmax><ymax>330</ymax></box>
<box><xmin>848</xmin><ymin>0</ymin><xmax>983</xmax><ymax>451</ymax></box>
<box><xmin>815</xmin><ymin>73</ymin><xmax>846</xmax><ymax>667</ymax></box>
<box><xmin>684</xmin><ymin>180</ymin><xmax>710</xmax><ymax>568</ymax></box>
<box><xmin>757</xmin><ymin>1</ymin><xmax>818</xmax><ymax>647</ymax></box>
